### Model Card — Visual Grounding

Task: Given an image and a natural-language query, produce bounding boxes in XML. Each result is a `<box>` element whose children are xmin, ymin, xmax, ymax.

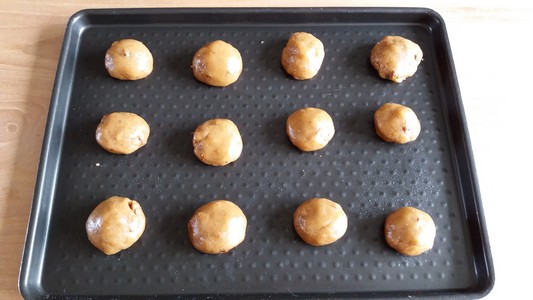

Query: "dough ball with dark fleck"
<box><xmin>96</xmin><ymin>112</ymin><xmax>150</xmax><ymax>154</ymax></box>
<box><xmin>370</xmin><ymin>35</ymin><xmax>422</xmax><ymax>83</ymax></box>
<box><xmin>188</xmin><ymin>200</ymin><xmax>247</xmax><ymax>254</ymax></box>
<box><xmin>86</xmin><ymin>196</ymin><xmax>146</xmax><ymax>255</ymax></box>
<box><xmin>281</xmin><ymin>32</ymin><xmax>325</xmax><ymax>80</ymax></box>
<box><xmin>286</xmin><ymin>107</ymin><xmax>335</xmax><ymax>151</ymax></box>
<box><xmin>384</xmin><ymin>206</ymin><xmax>436</xmax><ymax>256</ymax></box>
<box><xmin>193</xmin><ymin>118</ymin><xmax>243</xmax><ymax>166</ymax></box>
<box><xmin>293</xmin><ymin>198</ymin><xmax>348</xmax><ymax>246</ymax></box>
<box><xmin>105</xmin><ymin>39</ymin><xmax>153</xmax><ymax>80</ymax></box>
<box><xmin>191</xmin><ymin>40</ymin><xmax>243</xmax><ymax>87</ymax></box>
<box><xmin>374</xmin><ymin>103</ymin><xmax>420</xmax><ymax>144</ymax></box>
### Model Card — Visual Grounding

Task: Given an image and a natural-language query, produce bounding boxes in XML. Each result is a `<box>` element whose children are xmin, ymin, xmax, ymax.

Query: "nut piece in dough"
<box><xmin>286</xmin><ymin>107</ymin><xmax>335</xmax><ymax>151</ymax></box>
<box><xmin>370</xmin><ymin>36</ymin><xmax>423</xmax><ymax>83</ymax></box>
<box><xmin>374</xmin><ymin>103</ymin><xmax>420</xmax><ymax>144</ymax></box>
<box><xmin>86</xmin><ymin>196</ymin><xmax>146</xmax><ymax>255</ymax></box>
<box><xmin>293</xmin><ymin>198</ymin><xmax>348</xmax><ymax>246</ymax></box>
<box><xmin>105</xmin><ymin>39</ymin><xmax>153</xmax><ymax>80</ymax></box>
<box><xmin>96</xmin><ymin>112</ymin><xmax>150</xmax><ymax>154</ymax></box>
<box><xmin>193</xmin><ymin>118</ymin><xmax>243</xmax><ymax>166</ymax></box>
<box><xmin>281</xmin><ymin>32</ymin><xmax>325</xmax><ymax>80</ymax></box>
<box><xmin>191</xmin><ymin>40</ymin><xmax>243</xmax><ymax>87</ymax></box>
<box><xmin>384</xmin><ymin>206</ymin><xmax>436</xmax><ymax>256</ymax></box>
<box><xmin>188</xmin><ymin>200</ymin><xmax>247</xmax><ymax>254</ymax></box>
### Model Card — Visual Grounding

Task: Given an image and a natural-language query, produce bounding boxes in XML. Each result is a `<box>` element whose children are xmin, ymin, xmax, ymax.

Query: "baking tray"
<box><xmin>19</xmin><ymin>7</ymin><xmax>494</xmax><ymax>299</ymax></box>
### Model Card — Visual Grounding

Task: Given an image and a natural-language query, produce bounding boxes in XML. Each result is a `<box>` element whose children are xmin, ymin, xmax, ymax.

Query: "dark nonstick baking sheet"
<box><xmin>19</xmin><ymin>7</ymin><xmax>494</xmax><ymax>299</ymax></box>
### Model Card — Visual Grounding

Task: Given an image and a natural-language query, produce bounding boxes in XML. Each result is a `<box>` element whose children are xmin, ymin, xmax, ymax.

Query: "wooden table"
<box><xmin>1</xmin><ymin>1</ymin><xmax>531</xmax><ymax>298</ymax></box>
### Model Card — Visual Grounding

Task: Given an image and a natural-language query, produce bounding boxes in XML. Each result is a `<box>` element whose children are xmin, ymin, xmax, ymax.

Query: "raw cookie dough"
<box><xmin>96</xmin><ymin>112</ymin><xmax>150</xmax><ymax>154</ymax></box>
<box><xmin>281</xmin><ymin>32</ymin><xmax>325</xmax><ymax>80</ymax></box>
<box><xmin>374</xmin><ymin>102</ymin><xmax>420</xmax><ymax>144</ymax></box>
<box><xmin>193</xmin><ymin>118</ymin><xmax>243</xmax><ymax>166</ymax></box>
<box><xmin>188</xmin><ymin>200</ymin><xmax>247</xmax><ymax>254</ymax></box>
<box><xmin>105</xmin><ymin>39</ymin><xmax>153</xmax><ymax>80</ymax></box>
<box><xmin>384</xmin><ymin>206</ymin><xmax>436</xmax><ymax>256</ymax></box>
<box><xmin>286</xmin><ymin>107</ymin><xmax>335</xmax><ymax>151</ymax></box>
<box><xmin>86</xmin><ymin>196</ymin><xmax>146</xmax><ymax>255</ymax></box>
<box><xmin>293</xmin><ymin>198</ymin><xmax>348</xmax><ymax>246</ymax></box>
<box><xmin>191</xmin><ymin>40</ymin><xmax>243</xmax><ymax>87</ymax></box>
<box><xmin>370</xmin><ymin>35</ymin><xmax>423</xmax><ymax>83</ymax></box>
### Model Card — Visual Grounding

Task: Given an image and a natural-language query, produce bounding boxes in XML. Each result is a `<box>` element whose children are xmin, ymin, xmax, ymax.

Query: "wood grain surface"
<box><xmin>1</xmin><ymin>1</ymin><xmax>532</xmax><ymax>299</ymax></box>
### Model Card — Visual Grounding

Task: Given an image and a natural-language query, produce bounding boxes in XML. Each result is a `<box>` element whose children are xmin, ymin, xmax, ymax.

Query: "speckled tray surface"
<box><xmin>20</xmin><ymin>7</ymin><xmax>494</xmax><ymax>299</ymax></box>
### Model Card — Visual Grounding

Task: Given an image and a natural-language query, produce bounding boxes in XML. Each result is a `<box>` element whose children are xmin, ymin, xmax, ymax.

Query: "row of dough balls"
<box><xmin>95</xmin><ymin>103</ymin><xmax>421</xmax><ymax>165</ymax></box>
<box><xmin>104</xmin><ymin>33</ymin><xmax>423</xmax><ymax>85</ymax></box>
<box><xmin>86</xmin><ymin>196</ymin><xmax>436</xmax><ymax>256</ymax></box>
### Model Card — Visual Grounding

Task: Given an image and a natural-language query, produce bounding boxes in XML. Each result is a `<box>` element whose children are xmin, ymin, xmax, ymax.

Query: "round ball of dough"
<box><xmin>370</xmin><ymin>35</ymin><xmax>423</xmax><ymax>83</ymax></box>
<box><xmin>384</xmin><ymin>206</ymin><xmax>436</xmax><ymax>256</ymax></box>
<box><xmin>191</xmin><ymin>40</ymin><xmax>243</xmax><ymax>87</ymax></box>
<box><xmin>105</xmin><ymin>39</ymin><xmax>153</xmax><ymax>80</ymax></box>
<box><xmin>293</xmin><ymin>198</ymin><xmax>348</xmax><ymax>246</ymax></box>
<box><xmin>286</xmin><ymin>107</ymin><xmax>335</xmax><ymax>151</ymax></box>
<box><xmin>86</xmin><ymin>196</ymin><xmax>146</xmax><ymax>255</ymax></box>
<box><xmin>96</xmin><ymin>112</ymin><xmax>150</xmax><ymax>154</ymax></box>
<box><xmin>281</xmin><ymin>32</ymin><xmax>325</xmax><ymax>80</ymax></box>
<box><xmin>193</xmin><ymin>118</ymin><xmax>243</xmax><ymax>166</ymax></box>
<box><xmin>188</xmin><ymin>200</ymin><xmax>247</xmax><ymax>254</ymax></box>
<box><xmin>374</xmin><ymin>103</ymin><xmax>420</xmax><ymax>144</ymax></box>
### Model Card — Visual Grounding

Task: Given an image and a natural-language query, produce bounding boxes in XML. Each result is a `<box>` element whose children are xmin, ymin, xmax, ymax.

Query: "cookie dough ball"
<box><xmin>96</xmin><ymin>112</ymin><xmax>150</xmax><ymax>154</ymax></box>
<box><xmin>281</xmin><ymin>32</ymin><xmax>325</xmax><ymax>80</ymax></box>
<box><xmin>188</xmin><ymin>200</ymin><xmax>247</xmax><ymax>254</ymax></box>
<box><xmin>286</xmin><ymin>107</ymin><xmax>335</xmax><ymax>151</ymax></box>
<box><xmin>86</xmin><ymin>196</ymin><xmax>146</xmax><ymax>255</ymax></box>
<box><xmin>370</xmin><ymin>36</ymin><xmax>423</xmax><ymax>83</ymax></box>
<box><xmin>105</xmin><ymin>39</ymin><xmax>153</xmax><ymax>80</ymax></box>
<box><xmin>293</xmin><ymin>198</ymin><xmax>348</xmax><ymax>246</ymax></box>
<box><xmin>193</xmin><ymin>118</ymin><xmax>243</xmax><ymax>166</ymax></box>
<box><xmin>384</xmin><ymin>206</ymin><xmax>436</xmax><ymax>256</ymax></box>
<box><xmin>374</xmin><ymin>103</ymin><xmax>420</xmax><ymax>144</ymax></box>
<box><xmin>191</xmin><ymin>40</ymin><xmax>243</xmax><ymax>87</ymax></box>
